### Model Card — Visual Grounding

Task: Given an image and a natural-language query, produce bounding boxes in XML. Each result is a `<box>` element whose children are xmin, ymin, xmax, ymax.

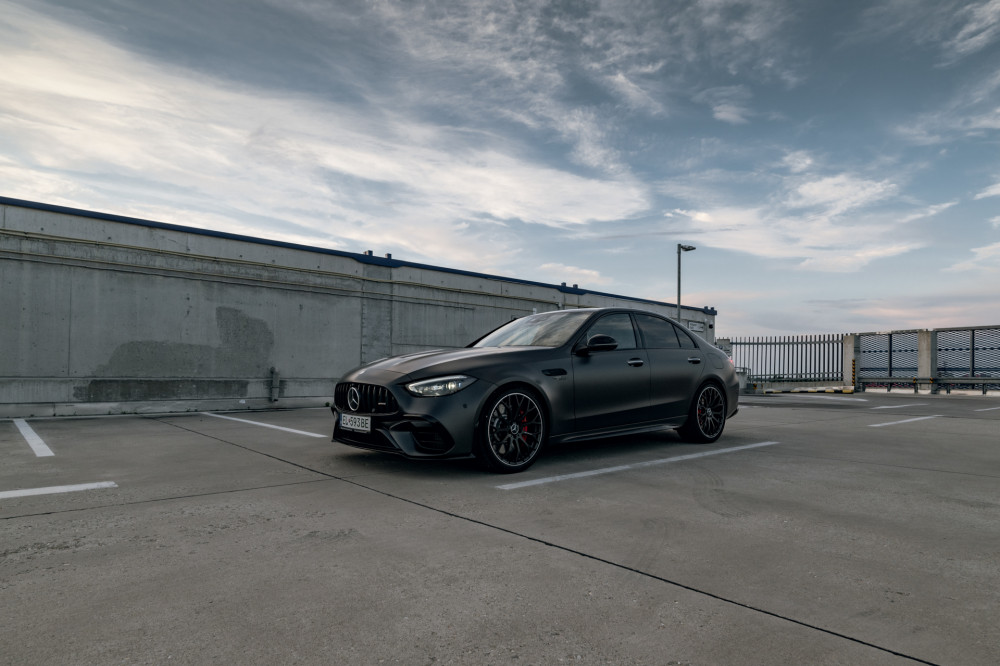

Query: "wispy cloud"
<box><xmin>662</xmin><ymin>169</ymin><xmax>933</xmax><ymax>271</ymax></box>
<box><xmin>538</xmin><ymin>262</ymin><xmax>612</xmax><ymax>287</ymax></box>
<box><xmin>785</xmin><ymin>174</ymin><xmax>898</xmax><ymax>216</ymax></box>
<box><xmin>974</xmin><ymin>180</ymin><xmax>1000</xmax><ymax>199</ymax></box>
<box><xmin>943</xmin><ymin>0</ymin><xmax>1000</xmax><ymax>62</ymax></box>
<box><xmin>945</xmin><ymin>242</ymin><xmax>1000</xmax><ymax>272</ymax></box>
<box><xmin>0</xmin><ymin>1</ymin><xmax>651</xmax><ymax>273</ymax></box>
<box><xmin>695</xmin><ymin>86</ymin><xmax>754</xmax><ymax>125</ymax></box>
<box><xmin>857</xmin><ymin>0</ymin><xmax>1000</xmax><ymax>65</ymax></box>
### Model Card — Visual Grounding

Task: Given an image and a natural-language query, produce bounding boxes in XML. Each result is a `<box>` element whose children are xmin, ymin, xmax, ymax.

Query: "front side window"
<box><xmin>583</xmin><ymin>313</ymin><xmax>637</xmax><ymax>350</ymax></box>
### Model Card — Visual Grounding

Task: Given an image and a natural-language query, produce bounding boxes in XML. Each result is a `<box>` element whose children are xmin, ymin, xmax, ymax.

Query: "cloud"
<box><xmin>538</xmin><ymin>263</ymin><xmax>612</xmax><ymax>287</ymax></box>
<box><xmin>673</xmin><ymin>205</ymin><xmax>924</xmax><ymax>272</ymax></box>
<box><xmin>694</xmin><ymin>86</ymin><xmax>753</xmax><ymax>125</ymax></box>
<box><xmin>785</xmin><ymin>174</ymin><xmax>898</xmax><ymax>216</ymax></box>
<box><xmin>662</xmin><ymin>168</ymin><xmax>936</xmax><ymax>272</ymax></box>
<box><xmin>782</xmin><ymin>151</ymin><xmax>814</xmax><ymax>173</ymax></box>
<box><xmin>943</xmin><ymin>0</ymin><xmax>1000</xmax><ymax>62</ymax></box>
<box><xmin>974</xmin><ymin>181</ymin><xmax>1000</xmax><ymax>199</ymax></box>
<box><xmin>897</xmin><ymin>201</ymin><xmax>957</xmax><ymax>223</ymax></box>
<box><xmin>857</xmin><ymin>0</ymin><xmax>1000</xmax><ymax>65</ymax></box>
<box><xmin>896</xmin><ymin>67</ymin><xmax>1000</xmax><ymax>144</ymax></box>
<box><xmin>0</xmin><ymin>1</ymin><xmax>652</xmax><ymax>275</ymax></box>
<box><xmin>945</xmin><ymin>242</ymin><xmax>1000</xmax><ymax>272</ymax></box>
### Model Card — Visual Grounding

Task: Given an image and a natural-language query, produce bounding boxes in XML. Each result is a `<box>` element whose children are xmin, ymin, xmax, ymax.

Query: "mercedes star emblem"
<box><xmin>347</xmin><ymin>386</ymin><xmax>361</xmax><ymax>412</ymax></box>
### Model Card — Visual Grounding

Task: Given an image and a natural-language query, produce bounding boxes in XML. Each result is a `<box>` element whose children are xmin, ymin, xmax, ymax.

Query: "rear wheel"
<box><xmin>679</xmin><ymin>383</ymin><xmax>727</xmax><ymax>443</ymax></box>
<box><xmin>476</xmin><ymin>388</ymin><xmax>547</xmax><ymax>473</ymax></box>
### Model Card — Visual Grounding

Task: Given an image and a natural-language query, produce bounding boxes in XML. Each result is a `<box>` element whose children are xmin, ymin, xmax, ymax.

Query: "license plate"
<box><xmin>340</xmin><ymin>413</ymin><xmax>371</xmax><ymax>433</ymax></box>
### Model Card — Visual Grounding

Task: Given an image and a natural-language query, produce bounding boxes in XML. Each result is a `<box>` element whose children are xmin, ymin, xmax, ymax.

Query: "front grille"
<box><xmin>334</xmin><ymin>382</ymin><xmax>400</xmax><ymax>415</ymax></box>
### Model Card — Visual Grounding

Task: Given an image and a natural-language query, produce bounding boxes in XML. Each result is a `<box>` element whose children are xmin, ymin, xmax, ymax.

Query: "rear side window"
<box><xmin>674</xmin><ymin>323</ymin><xmax>698</xmax><ymax>349</ymax></box>
<box><xmin>584</xmin><ymin>313</ymin><xmax>637</xmax><ymax>350</ymax></box>
<box><xmin>635</xmin><ymin>314</ymin><xmax>680</xmax><ymax>349</ymax></box>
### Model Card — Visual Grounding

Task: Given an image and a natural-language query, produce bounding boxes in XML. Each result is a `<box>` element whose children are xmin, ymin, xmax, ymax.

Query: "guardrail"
<box><xmin>856</xmin><ymin>376</ymin><xmax>996</xmax><ymax>395</ymax></box>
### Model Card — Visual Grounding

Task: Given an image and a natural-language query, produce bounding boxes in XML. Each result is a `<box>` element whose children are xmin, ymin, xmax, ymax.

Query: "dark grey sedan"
<box><xmin>331</xmin><ymin>307</ymin><xmax>739</xmax><ymax>473</ymax></box>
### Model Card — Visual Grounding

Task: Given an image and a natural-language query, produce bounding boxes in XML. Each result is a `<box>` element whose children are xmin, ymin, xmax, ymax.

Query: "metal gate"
<box><xmin>729</xmin><ymin>335</ymin><xmax>844</xmax><ymax>383</ymax></box>
<box><xmin>938</xmin><ymin>327</ymin><xmax>1000</xmax><ymax>390</ymax></box>
<box><xmin>858</xmin><ymin>332</ymin><xmax>919</xmax><ymax>383</ymax></box>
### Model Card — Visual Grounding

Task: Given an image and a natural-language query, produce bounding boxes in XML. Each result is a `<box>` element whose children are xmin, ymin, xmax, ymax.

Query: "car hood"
<box><xmin>342</xmin><ymin>346</ymin><xmax>547</xmax><ymax>384</ymax></box>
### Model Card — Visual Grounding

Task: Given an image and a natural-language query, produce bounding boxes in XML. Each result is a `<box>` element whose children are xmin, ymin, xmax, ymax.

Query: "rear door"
<box><xmin>634</xmin><ymin>314</ymin><xmax>705</xmax><ymax>420</ymax></box>
<box><xmin>571</xmin><ymin>313</ymin><xmax>651</xmax><ymax>431</ymax></box>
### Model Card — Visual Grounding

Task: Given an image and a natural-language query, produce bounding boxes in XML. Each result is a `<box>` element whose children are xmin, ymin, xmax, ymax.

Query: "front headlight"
<box><xmin>405</xmin><ymin>375</ymin><xmax>477</xmax><ymax>397</ymax></box>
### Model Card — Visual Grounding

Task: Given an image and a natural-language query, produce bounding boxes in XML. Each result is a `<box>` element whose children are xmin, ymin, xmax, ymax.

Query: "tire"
<box><xmin>678</xmin><ymin>383</ymin><xmax>727</xmax><ymax>443</ymax></box>
<box><xmin>476</xmin><ymin>388</ymin><xmax>547</xmax><ymax>473</ymax></box>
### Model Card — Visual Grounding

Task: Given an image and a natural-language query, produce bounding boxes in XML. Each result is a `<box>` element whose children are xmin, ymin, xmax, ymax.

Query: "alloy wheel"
<box><xmin>485</xmin><ymin>392</ymin><xmax>544</xmax><ymax>468</ymax></box>
<box><xmin>696</xmin><ymin>384</ymin><xmax>726</xmax><ymax>439</ymax></box>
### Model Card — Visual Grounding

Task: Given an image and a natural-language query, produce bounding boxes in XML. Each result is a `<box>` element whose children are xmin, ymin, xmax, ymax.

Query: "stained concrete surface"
<box><xmin>2</xmin><ymin>393</ymin><xmax>998</xmax><ymax>664</ymax></box>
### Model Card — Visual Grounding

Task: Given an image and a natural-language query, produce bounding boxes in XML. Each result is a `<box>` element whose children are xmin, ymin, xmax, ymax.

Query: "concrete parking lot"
<box><xmin>2</xmin><ymin>393</ymin><xmax>998</xmax><ymax>665</ymax></box>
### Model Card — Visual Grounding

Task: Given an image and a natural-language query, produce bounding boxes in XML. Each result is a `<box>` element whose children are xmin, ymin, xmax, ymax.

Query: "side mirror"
<box><xmin>576</xmin><ymin>334</ymin><xmax>619</xmax><ymax>355</ymax></box>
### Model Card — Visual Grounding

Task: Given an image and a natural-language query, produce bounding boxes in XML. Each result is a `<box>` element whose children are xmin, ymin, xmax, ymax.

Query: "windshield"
<box><xmin>472</xmin><ymin>310</ymin><xmax>592</xmax><ymax>348</ymax></box>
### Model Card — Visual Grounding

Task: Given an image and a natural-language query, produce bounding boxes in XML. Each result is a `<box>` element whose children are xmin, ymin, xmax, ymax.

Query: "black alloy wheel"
<box><xmin>679</xmin><ymin>383</ymin><xmax>727</xmax><ymax>443</ymax></box>
<box><xmin>478</xmin><ymin>389</ymin><xmax>546</xmax><ymax>473</ymax></box>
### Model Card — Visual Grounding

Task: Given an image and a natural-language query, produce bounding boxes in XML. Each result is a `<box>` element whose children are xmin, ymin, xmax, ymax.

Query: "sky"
<box><xmin>2</xmin><ymin>0</ymin><xmax>999</xmax><ymax>336</ymax></box>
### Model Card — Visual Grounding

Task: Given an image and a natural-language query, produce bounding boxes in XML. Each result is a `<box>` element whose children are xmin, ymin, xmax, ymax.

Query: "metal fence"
<box><xmin>937</xmin><ymin>327</ymin><xmax>1000</xmax><ymax>386</ymax></box>
<box><xmin>857</xmin><ymin>331</ymin><xmax>919</xmax><ymax>379</ymax></box>
<box><xmin>853</xmin><ymin>327</ymin><xmax>1000</xmax><ymax>392</ymax></box>
<box><xmin>729</xmin><ymin>335</ymin><xmax>844</xmax><ymax>383</ymax></box>
<box><xmin>725</xmin><ymin>327</ymin><xmax>999</xmax><ymax>392</ymax></box>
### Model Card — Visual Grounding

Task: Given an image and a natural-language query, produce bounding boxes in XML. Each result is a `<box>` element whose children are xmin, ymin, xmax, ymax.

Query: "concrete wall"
<box><xmin>1</xmin><ymin>198</ymin><xmax>717</xmax><ymax>417</ymax></box>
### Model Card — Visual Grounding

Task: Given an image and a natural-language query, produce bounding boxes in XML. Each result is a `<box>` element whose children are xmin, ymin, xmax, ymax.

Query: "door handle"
<box><xmin>627</xmin><ymin>358</ymin><xmax>644</xmax><ymax>367</ymax></box>
<box><xmin>687</xmin><ymin>357</ymin><xmax>702</xmax><ymax>364</ymax></box>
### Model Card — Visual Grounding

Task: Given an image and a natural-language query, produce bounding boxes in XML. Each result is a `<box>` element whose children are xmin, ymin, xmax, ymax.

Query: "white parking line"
<box><xmin>869</xmin><ymin>415</ymin><xmax>942</xmax><ymax>428</ymax></box>
<box><xmin>0</xmin><ymin>481</ymin><xmax>118</xmax><ymax>500</ymax></box>
<box><xmin>13</xmin><ymin>419</ymin><xmax>54</xmax><ymax>457</ymax></box>
<box><xmin>788</xmin><ymin>395</ymin><xmax>868</xmax><ymax>402</ymax></box>
<box><xmin>974</xmin><ymin>406</ymin><xmax>1000</xmax><ymax>412</ymax></box>
<box><xmin>200</xmin><ymin>412</ymin><xmax>326</xmax><ymax>438</ymax></box>
<box><xmin>743</xmin><ymin>396</ymin><xmax>868</xmax><ymax>403</ymax></box>
<box><xmin>872</xmin><ymin>403</ymin><xmax>927</xmax><ymax>410</ymax></box>
<box><xmin>497</xmin><ymin>441</ymin><xmax>780</xmax><ymax>490</ymax></box>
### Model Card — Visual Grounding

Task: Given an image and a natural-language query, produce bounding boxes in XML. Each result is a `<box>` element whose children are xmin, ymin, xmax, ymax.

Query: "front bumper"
<box><xmin>331</xmin><ymin>378</ymin><xmax>495</xmax><ymax>459</ymax></box>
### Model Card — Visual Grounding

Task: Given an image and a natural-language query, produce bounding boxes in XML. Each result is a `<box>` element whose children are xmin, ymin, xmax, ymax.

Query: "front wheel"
<box><xmin>678</xmin><ymin>383</ymin><xmax>727</xmax><ymax>443</ymax></box>
<box><xmin>476</xmin><ymin>388</ymin><xmax>547</xmax><ymax>473</ymax></box>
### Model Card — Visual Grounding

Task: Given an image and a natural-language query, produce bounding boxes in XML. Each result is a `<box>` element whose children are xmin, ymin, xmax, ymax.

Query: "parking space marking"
<box><xmin>871</xmin><ymin>403</ymin><xmax>926</xmax><ymax>410</ymax></box>
<box><xmin>974</xmin><ymin>406</ymin><xmax>1000</xmax><ymax>412</ymax></box>
<box><xmin>743</xmin><ymin>396</ymin><xmax>868</xmax><ymax>403</ymax></box>
<box><xmin>200</xmin><ymin>412</ymin><xmax>326</xmax><ymax>438</ymax></box>
<box><xmin>497</xmin><ymin>441</ymin><xmax>780</xmax><ymax>490</ymax></box>
<box><xmin>869</xmin><ymin>415</ymin><xmax>942</xmax><ymax>428</ymax></box>
<box><xmin>13</xmin><ymin>419</ymin><xmax>55</xmax><ymax>457</ymax></box>
<box><xmin>0</xmin><ymin>481</ymin><xmax>118</xmax><ymax>500</ymax></box>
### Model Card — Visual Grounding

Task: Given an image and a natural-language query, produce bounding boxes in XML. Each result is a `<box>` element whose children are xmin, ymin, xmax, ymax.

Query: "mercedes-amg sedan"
<box><xmin>331</xmin><ymin>307</ymin><xmax>739</xmax><ymax>473</ymax></box>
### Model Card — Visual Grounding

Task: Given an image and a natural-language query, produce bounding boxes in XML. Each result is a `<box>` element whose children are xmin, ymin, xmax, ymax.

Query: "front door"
<box><xmin>572</xmin><ymin>313</ymin><xmax>651</xmax><ymax>432</ymax></box>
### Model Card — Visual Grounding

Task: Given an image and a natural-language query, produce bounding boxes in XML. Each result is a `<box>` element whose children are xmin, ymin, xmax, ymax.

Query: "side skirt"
<box><xmin>552</xmin><ymin>419</ymin><xmax>686</xmax><ymax>445</ymax></box>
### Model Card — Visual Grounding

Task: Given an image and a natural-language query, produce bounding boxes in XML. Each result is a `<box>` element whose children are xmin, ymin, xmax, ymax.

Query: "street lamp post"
<box><xmin>677</xmin><ymin>243</ymin><xmax>696</xmax><ymax>322</ymax></box>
